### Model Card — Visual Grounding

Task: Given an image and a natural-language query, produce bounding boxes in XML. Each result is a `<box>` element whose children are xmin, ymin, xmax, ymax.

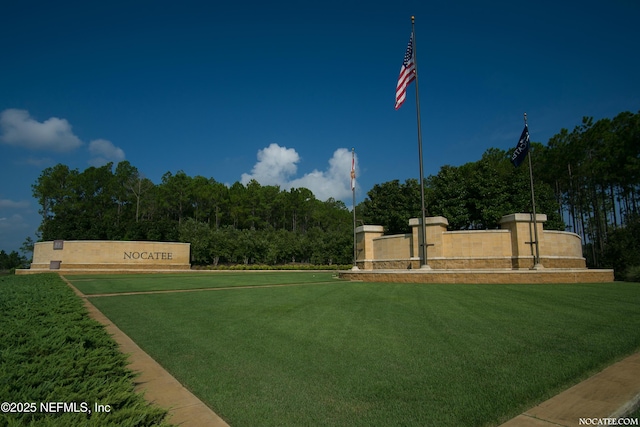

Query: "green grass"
<box><xmin>69</xmin><ymin>271</ymin><xmax>339</xmax><ymax>295</ymax></box>
<box><xmin>627</xmin><ymin>406</ymin><xmax>640</xmax><ymax>423</ymax></box>
<box><xmin>0</xmin><ymin>274</ymin><xmax>173</xmax><ymax>427</ymax></box>
<box><xmin>80</xmin><ymin>274</ymin><xmax>640</xmax><ymax>427</ymax></box>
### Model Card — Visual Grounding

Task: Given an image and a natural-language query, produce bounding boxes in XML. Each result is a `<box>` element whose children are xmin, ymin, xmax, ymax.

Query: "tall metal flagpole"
<box><xmin>525</xmin><ymin>113</ymin><xmax>542</xmax><ymax>269</ymax></box>
<box><xmin>351</xmin><ymin>147</ymin><xmax>359</xmax><ymax>270</ymax></box>
<box><xmin>412</xmin><ymin>16</ymin><xmax>430</xmax><ymax>269</ymax></box>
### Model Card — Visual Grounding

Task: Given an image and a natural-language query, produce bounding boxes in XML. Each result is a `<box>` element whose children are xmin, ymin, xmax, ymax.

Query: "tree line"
<box><xmin>538</xmin><ymin>111</ymin><xmax>640</xmax><ymax>273</ymax></box>
<box><xmin>26</xmin><ymin>110</ymin><xmax>639</xmax><ymax>275</ymax></box>
<box><xmin>359</xmin><ymin>146</ymin><xmax>565</xmax><ymax>234</ymax></box>
<box><xmin>0</xmin><ymin>250</ymin><xmax>27</xmax><ymax>271</ymax></box>
<box><xmin>31</xmin><ymin>163</ymin><xmax>353</xmax><ymax>266</ymax></box>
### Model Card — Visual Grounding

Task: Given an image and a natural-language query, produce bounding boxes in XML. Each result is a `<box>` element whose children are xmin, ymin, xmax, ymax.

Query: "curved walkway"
<box><xmin>498</xmin><ymin>351</ymin><xmax>640</xmax><ymax>426</ymax></box>
<box><xmin>64</xmin><ymin>276</ymin><xmax>640</xmax><ymax>427</ymax></box>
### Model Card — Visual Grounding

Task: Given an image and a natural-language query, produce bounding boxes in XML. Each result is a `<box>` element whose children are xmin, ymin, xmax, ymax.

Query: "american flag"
<box><xmin>395</xmin><ymin>33</ymin><xmax>416</xmax><ymax>110</ymax></box>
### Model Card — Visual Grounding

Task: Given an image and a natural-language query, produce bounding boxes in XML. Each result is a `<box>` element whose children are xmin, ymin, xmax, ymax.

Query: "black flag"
<box><xmin>511</xmin><ymin>125</ymin><xmax>530</xmax><ymax>167</ymax></box>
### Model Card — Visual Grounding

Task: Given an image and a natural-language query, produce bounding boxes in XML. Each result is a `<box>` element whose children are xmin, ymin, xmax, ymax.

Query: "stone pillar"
<box><xmin>409</xmin><ymin>217</ymin><xmax>449</xmax><ymax>268</ymax></box>
<box><xmin>499</xmin><ymin>213</ymin><xmax>547</xmax><ymax>269</ymax></box>
<box><xmin>355</xmin><ymin>225</ymin><xmax>384</xmax><ymax>270</ymax></box>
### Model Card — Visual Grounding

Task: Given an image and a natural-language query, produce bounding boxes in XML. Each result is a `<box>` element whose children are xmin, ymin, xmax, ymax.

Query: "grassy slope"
<box><xmin>0</xmin><ymin>274</ymin><xmax>173</xmax><ymax>427</ymax></box>
<box><xmin>87</xmin><ymin>278</ymin><xmax>640</xmax><ymax>427</ymax></box>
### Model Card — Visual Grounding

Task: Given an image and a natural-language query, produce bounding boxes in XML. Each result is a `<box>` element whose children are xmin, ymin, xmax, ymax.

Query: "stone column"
<box><xmin>355</xmin><ymin>225</ymin><xmax>384</xmax><ymax>270</ymax></box>
<box><xmin>499</xmin><ymin>213</ymin><xmax>547</xmax><ymax>269</ymax></box>
<box><xmin>409</xmin><ymin>217</ymin><xmax>449</xmax><ymax>268</ymax></box>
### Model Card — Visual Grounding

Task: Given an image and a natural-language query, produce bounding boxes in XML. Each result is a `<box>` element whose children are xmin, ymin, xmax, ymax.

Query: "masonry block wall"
<box><xmin>355</xmin><ymin>213</ymin><xmax>586</xmax><ymax>270</ymax></box>
<box><xmin>29</xmin><ymin>240</ymin><xmax>191</xmax><ymax>271</ymax></box>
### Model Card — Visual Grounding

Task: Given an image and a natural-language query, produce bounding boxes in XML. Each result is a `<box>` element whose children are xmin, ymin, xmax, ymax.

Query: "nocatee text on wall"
<box><xmin>123</xmin><ymin>251</ymin><xmax>173</xmax><ymax>260</ymax></box>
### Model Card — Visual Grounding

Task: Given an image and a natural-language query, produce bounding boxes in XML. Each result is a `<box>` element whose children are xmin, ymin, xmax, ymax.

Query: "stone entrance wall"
<box><xmin>356</xmin><ymin>213</ymin><xmax>586</xmax><ymax>271</ymax></box>
<box><xmin>22</xmin><ymin>240</ymin><xmax>191</xmax><ymax>273</ymax></box>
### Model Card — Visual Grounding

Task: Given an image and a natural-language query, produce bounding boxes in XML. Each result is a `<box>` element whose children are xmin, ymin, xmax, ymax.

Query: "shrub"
<box><xmin>624</xmin><ymin>265</ymin><xmax>640</xmax><ymax>282</ymax></box>
<box><xmin>0</xmin><ymin>274</ymin><xmax>174</xmax><ymax>426</ymax></box>
<box><xmin>197</xmin><ymin>263</ymin><xmax>352</xmax><ymax>271</ymax></box>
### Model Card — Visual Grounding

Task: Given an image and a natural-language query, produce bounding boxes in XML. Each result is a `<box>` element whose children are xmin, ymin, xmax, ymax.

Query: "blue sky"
<box><xmin>1</xmin><ymin>0</ymin><xmax>639</xmax><ymax>253</ymax></box>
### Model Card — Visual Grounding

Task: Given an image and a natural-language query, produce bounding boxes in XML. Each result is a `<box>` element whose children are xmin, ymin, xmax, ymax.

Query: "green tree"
<box><xmin>20</xmin><ymin>237</ymin><xmax>34</xmax><ymax>263</ymax></box>
<box><xmin>362</xmin><ymin>147</ymin><xmax>563</xmax><ymax>234</ymax></box>
<box><xmin>114</xmin><ymin>160</ymin><xmax>153</xmax><ymax>225</ymax></box>
<box><xmin>32</xmin><ymin>163</ymin><xmax>124</xmax><ymax>240</ymax></box>
<box><xmin>228</xmin><ymin>182</ymin><xmax>247</xmax><ymax>229</ymax></box>
<box><xmin>601</xmin><ymin>214</ymin><xmax>640</xmax><ymax>280</ymax></box>
<box><xmin>0</xmin><ymin>250</ymin><xmax>26</xmax><ymax>270</ymax></box>
<box><xmin>427</xmin><ymin>164</ymin><xmax>472</xmax><ymax>229</ymax></box>
<box><xmin>32</xmin><ymin>164</ymin><xmax>77</xmax><ymax>240</ymax></box>
<box><xmin>178</xmin><ymin>218</ymin><xmax>213</xmax><ymax>265</ymax></box>
<box><xmin>74</xmin><ymin>163</ymin><xmax>119</xmax><ymax>239</ymax></box>
<box><xmin>158</xmin><ymin>171</ymin><xmax>192</xmax><ymax>226</ymax></box>
<box><xmin>540</xmin><ymin>111</ymin><xmax>640</xmax><ymax>268</ymax></box>
<box><xmin>359</xmin><ymin>179</ymin><xmax>421</xmax><ymax>234</ymax></box>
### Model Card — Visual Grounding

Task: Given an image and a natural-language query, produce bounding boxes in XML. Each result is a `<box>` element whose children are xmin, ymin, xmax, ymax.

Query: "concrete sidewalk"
<box><xmin>499</xmin><ymin>352</ymin><xmax>640</xmax><ymax>427</ymax></box>
<box><xmin>64</xmin><ymin>276</ymin><xmax>229</xmax><ymax>427</ymax></box>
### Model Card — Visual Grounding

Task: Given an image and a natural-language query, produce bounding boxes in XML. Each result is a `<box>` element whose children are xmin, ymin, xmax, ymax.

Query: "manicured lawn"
<box><xmin>82</xmin><ymin>275</ymin><xmax>640</xmax><ymax>427</ymax></box>
<box><xmin>69</xmin><ymin>271</ymin><xmax>338</xmax><ymax>295</ymax></box>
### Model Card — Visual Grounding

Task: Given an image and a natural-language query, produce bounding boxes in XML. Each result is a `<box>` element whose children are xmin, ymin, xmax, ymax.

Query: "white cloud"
<box><xmin>241</xmin><ymin>144</ymin><xmax>358</xmax><ymax>202</ymax></box>
<box><xmin>0</xmin><ymin>199</ymin><xmax>29</xmax><ymax>209</ymax></box>
<box><xmin>88</xmin><ymin>139</ymin><xmax>125</xmax><ymax>166</ymax></box>
<box><xmin>289</xmin><ymin>148</ymin><xmax>356</xmax><ymax>201</ymax></box>
<box><xmin>241</xmin><ymin>143</ymin><xmax>300</xmax><ymax>186</ymax></box>
<box><xmin>0</xmin><ymin>109</ymin><xmax>82</xmax><ymax>152</ymax></box>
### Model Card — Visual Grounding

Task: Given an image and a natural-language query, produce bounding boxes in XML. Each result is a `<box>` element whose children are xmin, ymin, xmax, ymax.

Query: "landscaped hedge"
<box><xmin>193</xmin><ymin>263</ymin><xmax>353</xmax><ymax>271</ymax></box>
<box><xmin>0</xmin><ymin>274</ymin><xmax>173</xmax><ymax>426</ymax></box>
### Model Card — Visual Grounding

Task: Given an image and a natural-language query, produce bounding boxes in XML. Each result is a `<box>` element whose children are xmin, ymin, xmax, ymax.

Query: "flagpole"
<box><xmin>351</xmin><ymin>147</ymin><xmax>359</xmax><ymax>270</ymax></box>
<box><xmin>525</xmin><ymin>113</ymin><xmax>542</xmax><ymax>269</ymax></box>
<box><xmin>412</xmin><ymin>16</ymin><xmax>430</xmax><ymax>269</ymax></box>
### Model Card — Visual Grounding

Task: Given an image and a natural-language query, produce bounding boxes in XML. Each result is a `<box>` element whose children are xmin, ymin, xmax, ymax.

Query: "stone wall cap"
<box><xmin>543</xmin><ymin>229</ymin><xmax>581</xmax><ymax>239</ymax></box>
<box><xmin>355</xmin><ymin>225</ymin><xmax>385</xmax><ymax>233</ymax></box>
<box><xmin>373</xmin><ymin>234</ymin><xmax>412</xmax><ymax>240</ymax></box>
<box><xmin>499</xmin><ymin>213</ymin><xmax>547</xmax><ymax>224</ymax></box>
<box><xmin>445</xmin><ymin>229</ymin><xmax>509</xmax><ymax>234</ymax></box>
<box><xmin>408</xmin><ymin>216</ymin><xmax>449</xmax><ymax>226</ymax></box>
<box><xmin>34</xmin><ymin>240</ymin><xmax>191</xmax><ymax>246</ymax></box>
